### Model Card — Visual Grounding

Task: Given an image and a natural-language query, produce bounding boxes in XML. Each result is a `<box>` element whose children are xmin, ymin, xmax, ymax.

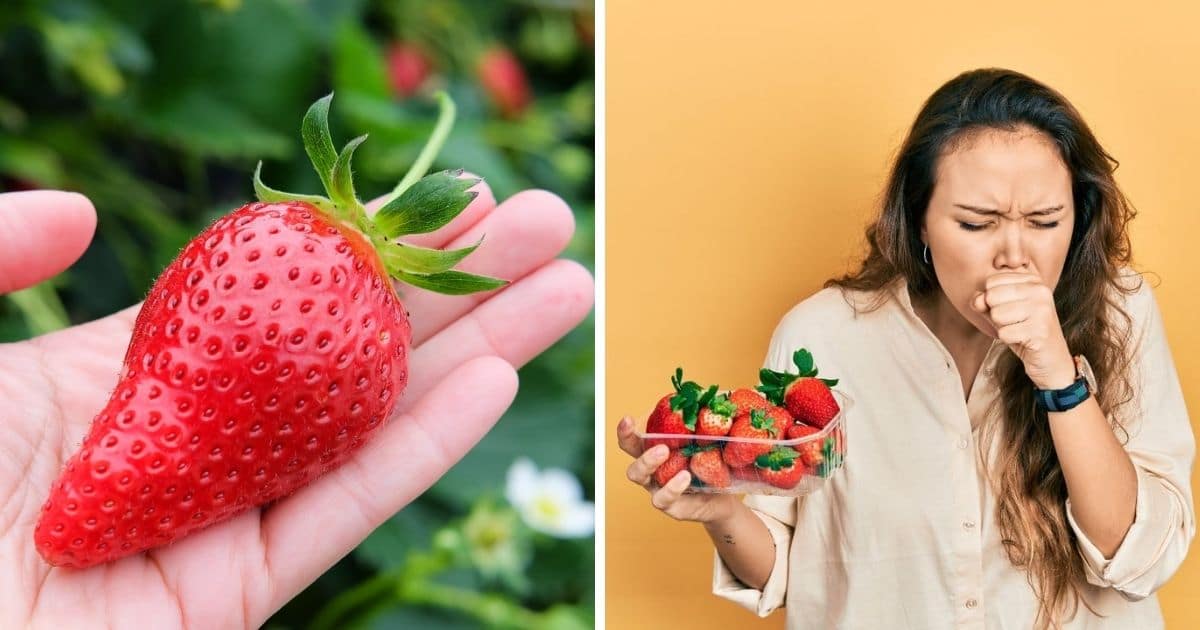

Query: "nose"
<box><xmin>995</xmin><ymin>223</ymin><xmax>1031</xmax><ymax>270</ymax></box>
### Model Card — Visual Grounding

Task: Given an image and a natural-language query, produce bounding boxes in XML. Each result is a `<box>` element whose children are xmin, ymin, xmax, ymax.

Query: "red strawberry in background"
<box><xmin>385</xmin><ymin>42</ymin><xmax>433</xmax><ymax>98</ymax></box>
<box><xmin>644</xmin><ymin>368</ymin><xmax>712</xmax><ymax>450</ymax></box>
<box><xmin>32</xmin><ymin>93</ymin><xmax>508</xmax><ymax>570</ymax></box>
<box><xmin>758</xmin><ymin>348</ymin><xmax>841</xmax><ymax>428</ymax></box>
<box><xmin>477</xmin><ymin>46</ymin><xmax>531</xmax><ymax>118</ymax></box>
<box><xmin>755</xmin><ymin>446</ymin><xmax>806</xmax><ymax>489</ymax></box>
<box><xmin>695</xmin><ymin>391</ymin><xmax>736</xmax><ymax>437</ymax></box>
<box><xmin>730</xmin><ymin>464</ymin><xmax>761</xmax><ymax>483</ymax></box>
<box><xmin>722</xmin><ymin>408</ymin><xmax>783</xmax><ymax>468</ymax></box>
<box><xmin>728</xmin><ymin>387</ymin><xmax>770</xmax><ymax>416</ymax></box>
<box><xmin>653</xmin><ymin>448</ymin><xmax>690</xmax><ymax>487</ymax></box>
<box><xmin>784</xmin><ymin>423</ymin><xmax>825</xmax><ymax>468</ymax></box>
<box><xmin>689</xmin><ymin>447</ymin><xmax>730</xmax><ymax>488</ymax></box>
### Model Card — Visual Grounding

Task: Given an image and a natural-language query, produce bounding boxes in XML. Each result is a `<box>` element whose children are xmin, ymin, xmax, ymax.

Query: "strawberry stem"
<box><xmin>385</xmin><ymin>91</ymin><xmax>457</xmax><ymax>206</ymax></box>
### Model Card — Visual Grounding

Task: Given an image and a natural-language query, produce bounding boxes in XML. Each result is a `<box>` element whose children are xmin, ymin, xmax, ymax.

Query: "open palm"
<box><xmin>0</xmin><ymin>187</ymin><xmax>593</xmax><ymax>629</ymax></box>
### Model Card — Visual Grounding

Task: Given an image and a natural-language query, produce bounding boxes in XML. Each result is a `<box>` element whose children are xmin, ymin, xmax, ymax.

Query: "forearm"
<box><xmin>703</xmin><ymin>497</ymin><xmax>779</xmax><ymax>590</ymax></box>
<box><xmin>1047</xmin><ymin>394</ymin><xmax>1138</xmax><ymax>558</ymax></box>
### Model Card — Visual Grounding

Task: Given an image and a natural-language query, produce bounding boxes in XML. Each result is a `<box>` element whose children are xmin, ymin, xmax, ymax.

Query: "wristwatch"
<box><xmin>1034</xmin><ymin>354</ymin><xmax>1098</xmax><ymax>413</ymax></box>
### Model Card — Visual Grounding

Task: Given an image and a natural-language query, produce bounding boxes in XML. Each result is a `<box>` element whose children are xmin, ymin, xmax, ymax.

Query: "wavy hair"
<box><xmin>824</xmin><ymin>68</ymin><xmax>1143</xmax><ymax>629</ymax></box>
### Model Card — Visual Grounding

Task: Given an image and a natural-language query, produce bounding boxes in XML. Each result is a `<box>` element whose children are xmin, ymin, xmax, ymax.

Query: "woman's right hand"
<box><xmin>617</xmin><ymin>416</ymin><xmax>740</xmax><ymax>524</ymax></box>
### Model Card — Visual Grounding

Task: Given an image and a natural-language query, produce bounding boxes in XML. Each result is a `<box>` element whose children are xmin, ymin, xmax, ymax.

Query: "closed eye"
<box><xmin>957</xmin><ymin>221</ymin><xmax>1060</xmax><ymax>231</ymax></box>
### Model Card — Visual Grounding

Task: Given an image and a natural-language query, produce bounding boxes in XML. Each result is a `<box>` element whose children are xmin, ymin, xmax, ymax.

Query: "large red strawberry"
<box><xmin>652</xmin><ymin>448</ymin><xmax>690</xmax><ymax>487</ymax></box>
<box><xmin>477</xmin><ymin>46</ymin><xmax>531</xmax><ymax>118</ymax></box>
<box><xmin>755</xmin><ymin>446</ymin><xmax>806</xmax><ymax>489</ymax></box>
<box><xmin>721</xmin><ymin>408</ymin><xmax>784</xmax><ymax>468</ymax></box>
<box><xmin>33</xmin><ymin>93</ymin><xmax>507</xmax><ymax>569</ymax></box>
<box><xmin>695</xmin><ymin>392</ymin><xmax>736</xmax><ymax>437</ymax></box>
<box><xmin>386</xmin><ymin>41</ymin><xmax>433</xmax><ymax>98</ymax></box>
<box><xmin>758</xmin><ymin>348</ymin><xmax>841</xmax><ymax>428</ymax></box>
<box><xmin>727</xmin><ymin>387</ymin><xmax>770</xmax><ymax>416</ymax></box>
<box><xmin>689</xmin><ymin>447</ymin><xmax>730</xmax><ymax>488</ymax></box>
<box><xmin>644</xmin><ymin>368</ymin><xmax>713</xmax><ymax>450</ymax></box>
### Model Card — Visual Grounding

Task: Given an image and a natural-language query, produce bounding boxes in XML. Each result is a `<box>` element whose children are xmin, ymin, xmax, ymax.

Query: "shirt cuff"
<box><xmin>1065</xmin><ymin>464</ymin><xmax>1180</xmax><ymax>600</ymax></box>
<box><xmin>711</xmin><ymin>507</ymin><xmax>792</xmax><ymax>617</ymax></box>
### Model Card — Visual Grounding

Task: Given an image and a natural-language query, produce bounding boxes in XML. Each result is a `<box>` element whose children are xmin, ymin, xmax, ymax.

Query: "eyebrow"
<box><xmin>953</xmin><ymin>204</ymin><xmax>1064</xmax><ymax>216</ymax></box>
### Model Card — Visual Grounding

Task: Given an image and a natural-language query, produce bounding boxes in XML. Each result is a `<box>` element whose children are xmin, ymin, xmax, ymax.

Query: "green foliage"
<box><xmin>0</xmin><ymin>0</ymin><xmax>595</xmax><ymax>627</ymax></box>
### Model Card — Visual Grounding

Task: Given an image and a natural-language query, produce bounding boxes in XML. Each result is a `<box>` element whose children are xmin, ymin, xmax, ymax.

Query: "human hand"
<box><xmin>0</xmin><ymin>185</ymin><xmax>593</xmax><ymax>629</ymax></box>
<box><xmin>970</xmin><ymin>259</ymin><xmax>1075</xmax><ymax>389</ymax></box>
<box><xmin>616</xmin><ymin>417</ymin><xmax>739</xmax><ymax>525</ymax></box>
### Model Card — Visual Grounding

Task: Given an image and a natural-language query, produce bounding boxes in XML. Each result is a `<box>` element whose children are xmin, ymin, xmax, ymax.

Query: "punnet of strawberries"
<box><xmin>32</xmin><ymin>92</ymin><xmax>509</xmax><ymax>569</ymax></box>
<box><xmin>639</xmin><ymin>348</ymin><xmax>848</xmax><ymax>494</ymax></box>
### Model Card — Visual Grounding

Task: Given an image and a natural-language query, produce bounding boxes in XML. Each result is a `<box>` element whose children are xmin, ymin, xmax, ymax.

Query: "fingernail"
<box><xmin>652</xmin><ymin>445</ymin><xmax>668</xmax><ymax>459</ymax></box>
<box><xmin>618</xmin><ymin>417</ymin><xmax>629</xmax><ymax>430</ymax></box>
<box><xmin>675</xmin><ymin>471</ymin><xmax>691</xmax><ymax>487</ymax></box>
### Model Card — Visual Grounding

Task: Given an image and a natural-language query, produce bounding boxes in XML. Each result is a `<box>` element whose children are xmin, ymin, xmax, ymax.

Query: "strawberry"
<box><xmin>757</xmin><ymin>348</ymin><xmax>841</xmax><ymax>428</ymax></box>
<box><xmin>755</xmin><ymin>446</ymin><xmax>806</xmax><ymax>489</ymax></box>
<box><xmin>689</xmin><ymin>447</ymin><xmax>730</xmax><ymax>488</ymax></box>
<box><xmin>727</xmin><ymin>387</ymin><xmax>770</xmax><ymax>416</ymax></box>
<box><xmin>784</xmin><ymin>423</ymin><xmax>824</xmax><ymax>468</ymax></box>
<box><xmin>652</xmin><ymin>448</ymin><xmax>690</xmax><ymax>487</ymax></box>
<box><xmin>477</xmin><ymin>46</ymin><xmax>531</xmax><ymax>118</ymax></box>
<box><xmin>695</xmin><ymin>392</ymin><xmax>736</xmax><ymax>437</ymax></box>
<box><xmin>730</xmin><ymin>464</ymin><xmax>762</xmax><ymax>483</ymax></box>
<box><xmin>644</xmin><ymin>368</ymin><xmax>714</xmax><ymax>450</ymax></box>
<box><xmin>386</xmin><ymin>42</ymin><xmax>433</xmax><ymax>98</ymax></box>
<box><xmin>33</xmin><ymin>93</ymin><xmax>508</xmax><ymax>569</ymax></box>
<box><xmin>721</xmin><ymin>408</ymin><xmax>784</xmax><ymax>468</ymax></box>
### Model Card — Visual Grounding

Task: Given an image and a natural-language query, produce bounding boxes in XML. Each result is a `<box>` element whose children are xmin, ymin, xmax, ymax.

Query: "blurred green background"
<box><xmin>0</xmin><ymin>0</ymin><xmax>595</xmax><ymax>628</ymax></box>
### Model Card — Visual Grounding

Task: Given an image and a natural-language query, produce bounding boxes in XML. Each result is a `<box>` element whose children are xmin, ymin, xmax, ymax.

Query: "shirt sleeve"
<box><xmin>710</xmin><ymin>311</ymin><xmax>806</xmax><ymax>615</ymax></box>
<box><xmin>1064</xmin><ymin>277</ymin><xmax>1196</xmax><ymax>602</ymax></box>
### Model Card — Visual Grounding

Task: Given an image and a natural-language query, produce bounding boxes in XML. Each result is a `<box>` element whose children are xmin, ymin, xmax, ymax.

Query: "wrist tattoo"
<box><xmin>722</xmin><ymin>534</ymin><xmax>735</xmax><ymax>546</ymax></box>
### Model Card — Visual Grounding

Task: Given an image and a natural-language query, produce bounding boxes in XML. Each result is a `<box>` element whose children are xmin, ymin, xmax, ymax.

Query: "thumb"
<box><xmin>0</xmin><ymin>190</ymin><xmax>97</xmax><ymax>295</ymax></box>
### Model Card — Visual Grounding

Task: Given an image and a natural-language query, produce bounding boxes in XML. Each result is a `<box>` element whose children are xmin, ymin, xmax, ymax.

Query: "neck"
<box><xmin>910</xmin><ymin>287</ymin><xmax>994</xmax><ymax>366</ymax></box>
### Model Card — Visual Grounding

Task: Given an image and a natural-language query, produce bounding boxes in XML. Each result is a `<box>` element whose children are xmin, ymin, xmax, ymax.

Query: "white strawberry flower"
<box><xmin>504</xmin><ymin>457</ymin><xmax>594</xmax><ymax>539</ymax></box>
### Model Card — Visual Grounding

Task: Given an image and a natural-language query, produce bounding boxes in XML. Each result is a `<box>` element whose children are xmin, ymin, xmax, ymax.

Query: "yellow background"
<box><xmin>605</xmin><ymin>1</ymin><xmax>1200</xmax><ymax>628</ymax></box>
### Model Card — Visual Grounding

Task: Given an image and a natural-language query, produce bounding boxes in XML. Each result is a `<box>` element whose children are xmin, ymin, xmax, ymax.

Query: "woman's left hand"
<box><xmin>971</xmin><ymin>261</ymin><xmax>1077</xmax><ymax>390</ymax></box>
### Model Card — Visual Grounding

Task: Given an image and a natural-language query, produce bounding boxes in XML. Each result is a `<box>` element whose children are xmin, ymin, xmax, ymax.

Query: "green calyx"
<box><xmin>747</xmin><ymin>408</ymin><xmax>774</xmax><ymax>433</ymax></box>
<box><xmin>756</xmin><ymin>348</ymin><xmax>839</xmax><ymax>405</ymax></box>
<box><xmin>680</xmin><ymin>443</ymin><xmax>716</xmax><ymax>457</ymax></box>
<box><xmin>755</xmin><ymin>446</ymin><xmax>800</xmax><ymax>470</ymax></box>
<box><xmin>254</xmin><ymin>92</ymin><xmax>508</xmax><ymax>296</ymax></box>
<box><xmin>709</xmin><ymin>393</ymin><xmax>737</xmax><ymax>418</ymax></box>
<box><xmin>666</xmin><ymin>367</ymin><xmax>718</xmax><ymax>431</ymax></box>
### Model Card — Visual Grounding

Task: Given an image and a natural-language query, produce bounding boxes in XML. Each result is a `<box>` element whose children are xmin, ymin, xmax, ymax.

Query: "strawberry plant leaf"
<box><xmin>379</xmin><ymin>238</ymin><xmax>484</xmax><ymax>275</ymax></box>
<box><xmin>252</xmin><ymin>161</ymin><xmax>336</xmax><ymax>214</ymax></box>
<box><xmin>393</xmin><ymin>269</ymin><xmax>508</xmax><ymax>295</ymax></box>
<box><xmin>329</xmin><ymin>133</ymin><xmax>369</xmax><ymax>222</ymax></box>
<box><xmin>301</xmin><ymin>93</ymin><xmax>338</xmax><ymax>199</ymax></box>
<box><xmin>373</xmin><ymin>170</ymin><xmax>480</xmax><ymax>238</ymax></box>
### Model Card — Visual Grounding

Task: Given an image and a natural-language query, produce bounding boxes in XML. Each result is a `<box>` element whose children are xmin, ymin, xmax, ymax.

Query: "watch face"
<box><xmin>1076</xmin><ymin>355</ymin><xmax>1099</xmax><ymax>395</ymax></box>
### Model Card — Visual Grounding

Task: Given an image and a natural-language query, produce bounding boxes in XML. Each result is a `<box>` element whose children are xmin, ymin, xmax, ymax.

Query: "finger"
<box><xmin>996</xmin><ymin>320</ymin><xmax>1033</xmax><ymax>347</ymax></box>
<box><xmin>988</xmin><ymin>301</ymin><xmax>1031</xmax><ymax>327</ymax></box>
<box><xmin>398</xmin><ymin>259</ymin><xmax>594</xmax><ymax>410</ymax></box>
<box><xmin>616</xmin><ymin>416</ymin><xmax>645</xmax><ymax>458</ymax></box>
<box><xmin>984</xmin><ymin>272</ymin><xmax>1040</xmax><ymax>291</ymax></box>
<box><xmin>364</xmin><ymin>171</ymin><xmax>495</xmax><ymax>249</ymax></box>
<box><xmin>982</xmin><ymin>283</ymin><xmax>1029</xmax><ymax>308</ymax></box>
<box><xmin>626</xmin><ymin>443</ymin><xmax>669</xmax><ymax>487</ymax></box>
<box><xmin>258</xmin><ymin>354</ymin><xmax>520</xmax><ymax>614</ymax></box>
<box><xmin>0</xmin><ymin>190</ymin><xmax>97</xmax><ymax>294</ymax></box>
<box><xmin>401</xmin><ymin>189</ymin><xmax>577</xmax><ymax>346</ymax></box>
<box><xmin>650</xmin><ymin>470</ymin><xmax>691</xmax><ymax>512</ymax></box>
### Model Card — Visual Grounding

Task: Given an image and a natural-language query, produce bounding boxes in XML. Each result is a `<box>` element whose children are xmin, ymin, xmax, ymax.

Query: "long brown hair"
<box><xmin>825</xmin><ymin>68</ymin><xmax>1144</xmax><ymax>628</ymax></box>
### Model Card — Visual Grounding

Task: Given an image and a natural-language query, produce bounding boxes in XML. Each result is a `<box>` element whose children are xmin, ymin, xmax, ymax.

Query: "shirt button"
<box><xmin>965</xmin><ymin>598</ymin><xmax>978</xmax><ymax>609</ymax></box>
<box><xmin>963</xmin><ymin>520</ymin><xmax>976</xmax><ymax>530</ymax></box>
<box><xmin>957</xmin><ymin>437</ymin><xmax>970</xmax><ymax>449</ymax></box>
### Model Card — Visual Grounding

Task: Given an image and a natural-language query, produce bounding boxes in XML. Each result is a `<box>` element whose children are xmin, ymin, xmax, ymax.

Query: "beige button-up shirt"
<box><xmin>713</xmin><ymin>270</ymin><xmax>1196</xmax><ymax>629</ymax></box>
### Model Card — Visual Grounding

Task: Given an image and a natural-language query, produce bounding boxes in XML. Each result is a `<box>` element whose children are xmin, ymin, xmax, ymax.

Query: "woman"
<box><xmin>618</xmin><ymin>68</ymin><xmax>1195</xmax><ymax>629</ymax></box>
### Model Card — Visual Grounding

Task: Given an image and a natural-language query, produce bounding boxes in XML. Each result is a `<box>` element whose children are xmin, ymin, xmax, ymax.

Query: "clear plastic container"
<box><xmin>636</xmin><ymin>390</ymin><xmax>851</xmax><ymax>497</ymax></box>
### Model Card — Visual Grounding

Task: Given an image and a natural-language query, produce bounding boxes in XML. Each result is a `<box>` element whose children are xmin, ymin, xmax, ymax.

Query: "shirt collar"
<box><xmin>890</xmin><ymin>274</ymin><xmax>1008</xmax><ymax>374</ymax></box>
